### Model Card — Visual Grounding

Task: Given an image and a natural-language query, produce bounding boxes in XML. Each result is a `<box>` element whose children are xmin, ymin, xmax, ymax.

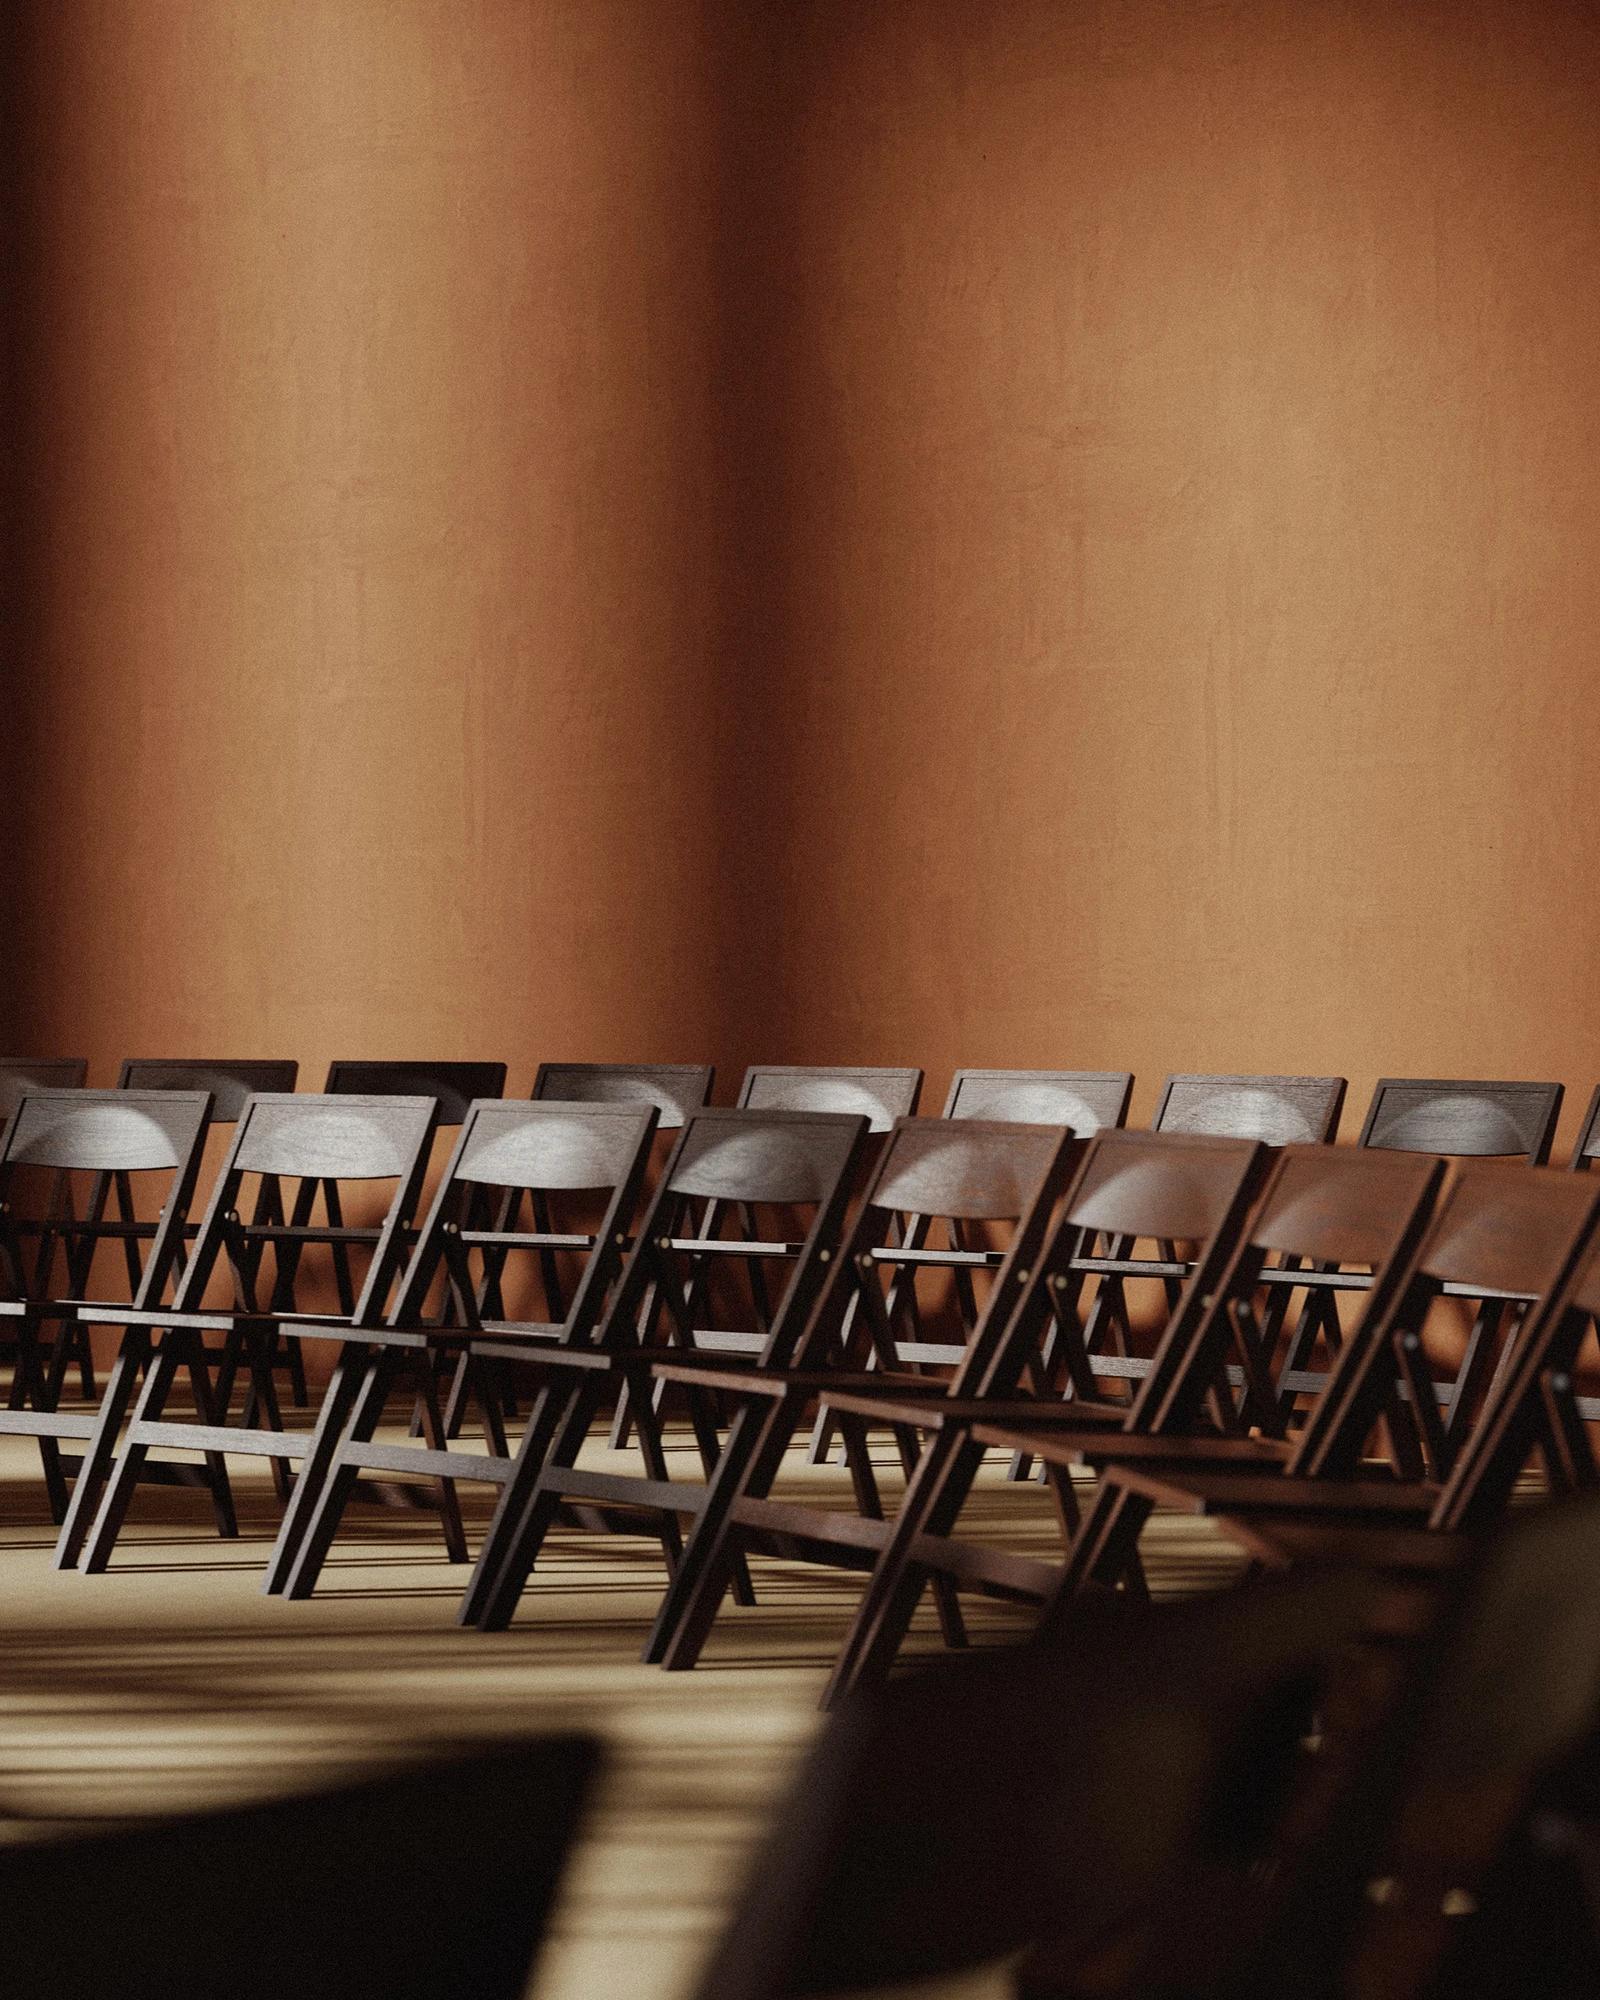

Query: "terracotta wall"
<box><xmin>6</xmin><ymin>0</ymin><xmax>1600</xmax><ymax>1144</ymax></box>
<box><xmin>3</xmin><ymin>0</ymin><xmax>753</xmax><ymax>1093</ymax></box>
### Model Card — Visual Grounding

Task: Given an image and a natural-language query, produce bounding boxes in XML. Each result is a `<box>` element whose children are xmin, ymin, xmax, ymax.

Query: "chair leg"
<box><xmin>822</xmin><ymin>1429</ymin><xmax>983</xmax><ymax>1707</ymax></box>
<box><xmin>644</xmin><ymin>1398</ymin><xmax>798</xmax><ymax>1670</ymax></box>
<box><xmin>681</xmin><ymin>1382</ymin><xmax>757</xmax><ymax>1608</ymax></box>
<box><xmin>269</xmin><ymin>1348</ymin><xmax>396</xmax><ymax>1598</ymax></box>
<box><xmin>457</xmin><ymin>1378</ymin><xmax>602</xmax><ymax>1631</ymax></box>
<box><xmin>80</xmin><ymin>1332</ymin><xmax>232</xmax><ymax>1572</ymax></box>
<box><xmin>414</xmin><ymin>1362</ymin><xmax>469</xmax><ymax>1565</ymax></box>
<box><xmin>54</xmin><ymin>1330</ymin><xmax>152</xmax><ymax>1569</ymax></box>
<box><xmin>1032</xmin><ymin>1484</ymin><xmax>1155</xmax><ymax>1643</ymax></box>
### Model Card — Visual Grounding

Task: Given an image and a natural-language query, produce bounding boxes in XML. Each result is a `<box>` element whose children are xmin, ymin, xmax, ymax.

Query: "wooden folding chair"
<box><xmin>0</xmin><ymin>1735</ymin><xmax>600</xmax><ymax>2000</ymax></box>
<box><xmin>0</xmin><ymin>1088</ymin><xmax>214</xmax><ymax>1525</ymax></box>
<box><xmin>60</xmin><ymin>1091</ymin><xmax>438</xmax><ymax>1570</ymax></box>
<box><xmin>997</xmin><ymin>1159</ymin><xmax>1600</xmax><ymax>1624</ymax></box>
<box><xmin>531</xmin><ymin>1064</ymin><xmax>714</xmax><ymax>1444</ymax></box>
<box><xmin>457</xmin><ymin>1106</ymin><xmax>875</xmax><ymax>1633</ymax></box>
<box><xmin>1261</xmin><ymin>1076</ymin><xmax>1562</xmax><ymax>1423</ymax></box>
<box><xmin>995</xmin><ymin>1074</ymin><xmax>1343</xmax><ymax>1488</ymax></box>
<box><xmin>802</xmin><ymin>1130</ymin><xmax>1277</xmax><ymax>1702</ymax></box>
<box><xmin>694</xmin><ymin>1563</ymin><xmax>1375</xmax><ymax>2000</ymax></box>
<box><xmin>262</xmin><ymin>1097</ymin><xmax>660</xmax><ymax>1596</ymax></box>
<box><xmin>105</xmin><ymin>1061</ymin><xmax>306</xmax><ymax>1399</ymax></box>
<box><xmin>1158</xmin><ymin>1494</ymin><xmax>1600</xmax><ymax>2000</ymax></box>
<box><xmin>0</xmin><ymin>1060</ymin><xmax>91</xmax><ymax>1389</ymax></box>
<box><xmin>635</xmin><ymin>1118</ymin><xmax>1086</xmax><ymax>1676</ymax></box>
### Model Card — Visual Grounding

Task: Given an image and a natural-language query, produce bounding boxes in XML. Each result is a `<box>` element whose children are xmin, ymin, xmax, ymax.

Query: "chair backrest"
<box><xmin>942</xmin><ymin>1068</ymin><xmax>1134</xmax><ymax>1132</ymax></box>
<box><xmin>323</xmin><ymin>1060</ymin><xmax>508</xmax><ymax>1126</ymax></box>
<box><xmin>389</xmin><ymin>1099</ymin><xmax>661</xmax><ymax>1339</ymax></box>
<box><xmin>984</xmin><ymin>1131</ymin><xmax>1267</xmax><ymax>1416</ymax></box>
<box><xmin>694</xmin><ymin>1568</ymin><xmax>1376</xmax><ymax>2000</ymax></box>
<box><xmin>739</xmin><ymin>1065</ymin><xmax>922</xmax><ymax>1132</ymax></box>
<box><xmin>869</xmin><ymin>1117</ymin><xmax>1075</xmax><ymax>1225</ymax></box>
<box><xmin>532</xmin><ymin>1062</ymin><xmax>713</xmax><ymax>1129</ymax></box>
<box><xmin>0</xmin><ymin>1736</ymin><xmax>600</xmax><ymax>2000</ymax></box>
<box><xmin>1568</xmin><ymin>1083</ymin><xmax>1600</xmax><ymax>1170</ymax></box>
<box><xmin>1297</xmin><ymin>1162</ymin><xmax>1600</xmax><ymax>1484</ymax></box>
<box><xmin>601</xmin><ymin>1109</ymin><xmax>871</xmax><ymax>1367</ymax></box>
<box><xmin>0</xmin><ymin>1058</ymin><xmax>89</xmax><ymax>1128</ymax></box>
<box><xmin>1152</xmin><ymin>1073</ymin><xmax>1347</xmax><ymax>1146</ymax></box>
<box><xmin>118</xmin><ymin>1058</ymin><xmax>299</xmax><ymax>1123</ymax></box>
<box><xmin>176</xmin><ymin>1093</ymin><xmax>439</xmax><ymax>1325</ymax></box>
<box><xmin>1357</xmin><ymin>1076</ymin><xmax>1564</xmax><ymax>1162</ymax></box>
<box><xmin>0</xmin><ymin>1089</ymin><xmax>214</xmax><ymax>1308</ymax></box>
<box><xmin>787</xmin><ymin>1120</ymin><xmax>1078</xmax><ymax>1385</ymax></box>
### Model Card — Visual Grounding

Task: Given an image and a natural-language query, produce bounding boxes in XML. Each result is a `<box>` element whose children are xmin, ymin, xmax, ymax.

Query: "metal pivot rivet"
<box><xmin>1015</xmin><ymin>1269</ymin><xmax>1029</xmax><ymax>1284</ymax></box>
<box><xmin>658</xmin><ymin>1236</ymin><xmax>671</xmax><ymax>1251</ymax></box>
<box><xmin>615</xmin><ymin>1233</ymin><xmax>627</xmax><ymax>1247</ymax></box>
<box><xmin>1551</xmin><ymin>1372</ymin><xmax>1572</xmax><ymax>1394</ymax></box>
<box><xmin>818</xmin><ymin>1249</ymin><xmax>831</xmax><ymax>1263</ymax></box>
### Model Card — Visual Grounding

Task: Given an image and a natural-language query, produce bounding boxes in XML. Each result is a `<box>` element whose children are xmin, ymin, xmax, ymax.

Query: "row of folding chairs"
<box><xmin>19</xmin><ymin>1056</ymin><xmax>1600</xmax><ymax>1163</ymax></box>
<box><xmin>3</xmin><ymin>1056</ymin><xmax>1599</xmax><ymax>1703</ymax></box>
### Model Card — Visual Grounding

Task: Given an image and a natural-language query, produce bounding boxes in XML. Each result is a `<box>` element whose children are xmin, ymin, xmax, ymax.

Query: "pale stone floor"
<box><xmin>0</xmin><ymin>1425</ymin><xmax>1244</xmax><ymax>2000</ymax></box>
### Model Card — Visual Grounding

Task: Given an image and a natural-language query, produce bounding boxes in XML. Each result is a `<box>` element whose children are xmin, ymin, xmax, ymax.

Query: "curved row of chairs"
<box><xmin>0</xmin><ymin>1055</ymin><xmax>1596</xmax><ymax>1700</ymax></box>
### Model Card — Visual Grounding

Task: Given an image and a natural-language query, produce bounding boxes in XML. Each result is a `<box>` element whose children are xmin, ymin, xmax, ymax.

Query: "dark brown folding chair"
<box><xmin>532</xmin><ymin>1063</ymin><xmax>715</xmax><ymax>1446</ymax></box>
<box><xmin>997</xmin><ymin>1074</ymin><xmax>1344</xmax><ymax>1484</ymax></box>
<box><xmin>739</xmin><ymin>1068</ymin><xmax>924</xmax><ymax>1469</ymax></box>
<box><xmin>0</xmin><ymin>1735</ymin><xmax>600</xmax><ymax>2000</ymax></box>
<box><xmin>0</xmin><ymin>1060</ymin><xmax>91</xmax><ymax>1388</ymax></box>
<box><xmin>693</xmin><ymin>1563</ymin><xmax>1375</xmax><ymax>2000</ymax></box>
<box><xmin>1148</xmin><ymin>1495</ymin><xmax>1600</xmax><ymax>2000</ymax></box>
<box><xmin>1000</xmin><ymin>1160</ymin><xmax>1600</xmax><ymax>1622</ymax></box>
<box><xmin>1261</xmin><ymin>1075</ymin><xmax>1563</xmax><ymax>1423</ymax></box>
<box><xmin>805</xmin><ymin>1130</ymin><xmax>1275</xmax><ymax>1702</ymax></box>
<box><xmin>0</xmin><ymin>1089</ymin><xmax>214</xmax><ymax>1525</ymax></box>
<box><xmin>107</xmin><ymin>1061</ymin><xmax>305</xmax><ymax>1398</ymax></box>
<box><xmin>635</xmin><ymin>1117</ymin><xmax>1085</xmax><ymax>1677</ymax></box>
<box><xmin>60</xmin><ymin>1092</ymin><xmax>438</xmax><ymax>1571</ymax></box>
<box><xmin>457</xmin><ymin>1106</ymin><xmax>875</xmax><ymax>1633</ymax></box>
<box><xmin>262</xmin><ymin>1097</ymin><xmax>661</xmax><ymax>1596</ymax></box>
<box><xmin>808</xmin><ymin>1069</ymin><xmax>1130</xmax><ymax>1479</ymax></box>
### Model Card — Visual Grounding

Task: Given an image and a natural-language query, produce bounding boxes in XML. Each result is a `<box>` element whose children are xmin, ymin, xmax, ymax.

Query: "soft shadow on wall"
<box><xmin>5</xmin><ymin>1</ymin><xmax>1600</xmax><ymax>1144</ymax></box>
<box><xmin>0</xmin><ymin>0</ymin><xmax>764</xmax><ymax>1091</ymax></box>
